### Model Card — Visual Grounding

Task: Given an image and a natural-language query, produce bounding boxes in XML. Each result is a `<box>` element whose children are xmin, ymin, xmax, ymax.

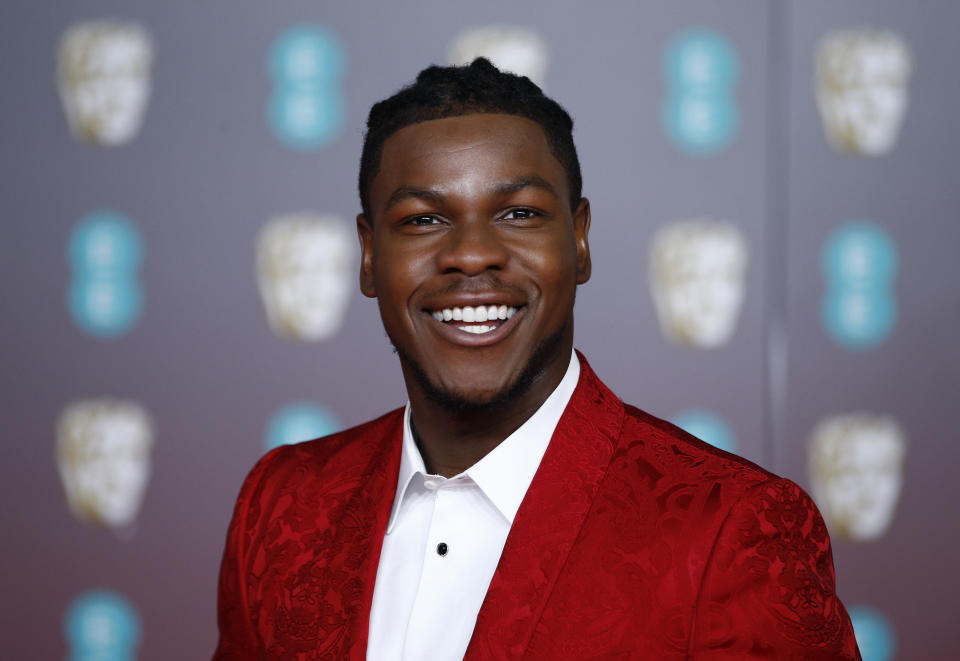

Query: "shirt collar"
<box><xmin>387</xmin><ymin>350</ymin><xmax>581</xmax><ymax>533</ymax></box>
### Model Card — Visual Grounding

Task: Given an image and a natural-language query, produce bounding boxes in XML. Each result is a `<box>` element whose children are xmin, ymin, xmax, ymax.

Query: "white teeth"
<box><xmin>430</xmin><ymin>305</ymin><xmax>519</xmax><ymax>322</ymax></box>
<box><xmin>459</xmin><ymin>324</ymin><xmax>494</xmax><ymax>334</ymax></box>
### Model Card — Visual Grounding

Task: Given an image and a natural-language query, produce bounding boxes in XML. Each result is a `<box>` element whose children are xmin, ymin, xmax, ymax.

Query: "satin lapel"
<box><xmin>336</xmin><ymin>410</ymin><xmax>404</xmax><ymax>661</ymax></box>
<box><xmin>465</xmin><ymin>353</ymin><xmax>624</xmax><ymax>661</ymax></box>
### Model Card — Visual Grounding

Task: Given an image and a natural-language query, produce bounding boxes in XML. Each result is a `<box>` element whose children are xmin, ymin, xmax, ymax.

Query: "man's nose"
<box><xmin>435</xmin><ymin>220</ymin><xmax>509</xmax><ymax>276</ymax></box>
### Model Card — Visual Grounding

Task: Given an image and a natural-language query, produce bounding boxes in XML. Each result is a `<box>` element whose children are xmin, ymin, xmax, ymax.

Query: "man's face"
<box><xmin>358</xmin><ymin>113</ymin><xmax>590</xmax><ymax>409</ymax></box>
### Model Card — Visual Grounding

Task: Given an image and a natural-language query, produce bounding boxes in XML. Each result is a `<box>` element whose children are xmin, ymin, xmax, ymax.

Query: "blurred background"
<box><xmin>2</xmin><ymin>1</ymin><xmax>958</xmax><ymax>658</ymax></box>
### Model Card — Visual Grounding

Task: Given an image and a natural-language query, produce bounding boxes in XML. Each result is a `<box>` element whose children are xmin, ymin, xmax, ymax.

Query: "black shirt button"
<box><xmin>436</xmin><ymin>542</ymin><xmax>448</xmax><ymax>556</ymax></box>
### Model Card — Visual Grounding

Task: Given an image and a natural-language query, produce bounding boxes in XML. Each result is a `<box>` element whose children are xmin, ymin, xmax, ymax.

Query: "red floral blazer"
<box><xmin>214</xmin><ymin>355</ymin><xmax>861</xmax><ymax>660</ymax></box>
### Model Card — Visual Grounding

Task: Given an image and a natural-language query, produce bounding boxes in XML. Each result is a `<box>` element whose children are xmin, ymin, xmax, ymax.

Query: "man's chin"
<box><xmin>422</xmin><ymin>381</ymin><xmax>520</xmax><ymax>415</ymax></box>
<box><xmin>405</xmin><ymin>361</ymin><xmax>525</xmax><ymax>415</ymax></box>
<box><xmin>392</xmin><ymin>324</ymin><xmax>568</xmax><ymax>416</ymax></box>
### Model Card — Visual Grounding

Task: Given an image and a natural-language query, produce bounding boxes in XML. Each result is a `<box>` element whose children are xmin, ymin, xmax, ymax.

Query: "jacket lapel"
<box><xmin>331</xmin><ymin>410</ymin><xmax>404</xmax><ymax>660</ymax></box>
<box><xmin>464</xmin><ymin>353</ymin><xmax>624</xmax><ymax>661</ymax></box>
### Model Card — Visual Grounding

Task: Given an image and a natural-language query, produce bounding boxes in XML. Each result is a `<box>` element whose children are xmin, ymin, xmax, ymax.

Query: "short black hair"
<box><xmin>358</xmin><ymin>57</ymin><xmax>582</xmax><ymax>217</ymax></box>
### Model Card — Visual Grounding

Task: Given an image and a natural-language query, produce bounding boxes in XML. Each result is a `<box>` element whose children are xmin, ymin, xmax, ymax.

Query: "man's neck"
<box><xmin>405</xmin><ymin>352</ymin><xmax>573</xmax><ymax>478</ymax></box>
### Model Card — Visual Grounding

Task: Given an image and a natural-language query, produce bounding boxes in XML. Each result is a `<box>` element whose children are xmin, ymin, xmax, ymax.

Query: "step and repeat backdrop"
<box><xmin>2</xmin><ymin>1</ymin><xmax>958</xmax><ymax>659</ymax></box>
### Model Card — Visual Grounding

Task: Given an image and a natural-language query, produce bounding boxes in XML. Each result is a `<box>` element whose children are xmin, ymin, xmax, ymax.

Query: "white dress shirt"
<box><xmin>366</xmin><ymin>351</ymin><xmax>581</xmax><ymax>661</ymax></box>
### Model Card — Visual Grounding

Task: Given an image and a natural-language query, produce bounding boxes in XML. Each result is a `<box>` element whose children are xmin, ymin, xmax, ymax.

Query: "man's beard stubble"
<box><xmin>389</xmin><ymin>320</ymin><xmax>570</xmax><ymax>416</ymax></box>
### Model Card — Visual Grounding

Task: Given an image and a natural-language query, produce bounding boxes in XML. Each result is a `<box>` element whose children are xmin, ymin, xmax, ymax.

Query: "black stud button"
<box><xmin>436</xmin><ymin>542</ymin><xmax>448</xmax><ymax>556</ymax></box>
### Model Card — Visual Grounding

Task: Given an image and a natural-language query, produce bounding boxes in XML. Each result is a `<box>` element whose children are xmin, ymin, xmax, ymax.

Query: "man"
<box><xmin>214</xmin><ymin>58</ymin><xmax>860</xmax><ymax>660</ymax></box>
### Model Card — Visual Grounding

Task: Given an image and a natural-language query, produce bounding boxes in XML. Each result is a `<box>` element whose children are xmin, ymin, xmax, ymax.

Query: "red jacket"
<box><xmin>214</xmin><ymin>355</ymin><xmax>860</xmax><ymax>660</ymax></box>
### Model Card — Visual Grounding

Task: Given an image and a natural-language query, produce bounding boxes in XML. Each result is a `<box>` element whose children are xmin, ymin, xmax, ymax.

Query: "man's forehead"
<box><xmin>372</xmin><ymin>114</ymin><xmax>565</xmax><ymax>196</ymax></box>
<box><xmin>382</xmin><ymin>113</ymin><xmax>552</xmax><ymax>157</ymax></box>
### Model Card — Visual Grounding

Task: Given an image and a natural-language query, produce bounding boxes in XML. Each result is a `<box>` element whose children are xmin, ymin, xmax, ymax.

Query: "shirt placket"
<box><xmin>402</xmin><ymin>476</ymin><xmax>471</xmax><ymax>660</ymax></box>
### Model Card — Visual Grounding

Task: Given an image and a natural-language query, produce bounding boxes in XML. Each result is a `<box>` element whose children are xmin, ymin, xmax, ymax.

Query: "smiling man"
<box><xmin>214</xmin><ymin>59</ymin><xmax>860</xmax><ymax>660</ymax></box>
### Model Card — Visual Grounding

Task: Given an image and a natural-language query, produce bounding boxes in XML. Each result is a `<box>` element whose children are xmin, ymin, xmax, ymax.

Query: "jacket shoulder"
<box><xmin>242</xmin><ymin>407</ymin><xmax>404</xmax><ymax>499</ymax></box>
<box><xmin>266</xmin><ymin>406</ymin><xmax>401</xmax><ymax>464</ymax></box>
<box><xmin>614</xmin><ymin>403</ymin><xmax>777</xmax><ymax>494</ymax></box>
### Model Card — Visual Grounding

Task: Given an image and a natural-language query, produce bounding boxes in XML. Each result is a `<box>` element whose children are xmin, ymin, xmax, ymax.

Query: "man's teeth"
<box><xmin>460</xmin><ymin>324</ymin><xmax>495</xmax><ymax>334</ymax></box>
<box><xmin>430</xmin><ymin>305</ymin><xmax>517</xmax><ymax>324</ymax></box>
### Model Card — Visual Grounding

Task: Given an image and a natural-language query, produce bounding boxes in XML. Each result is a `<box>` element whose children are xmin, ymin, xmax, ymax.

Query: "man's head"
<box><xmin>358</xmin><ymin>58</ymin><xmax>582</xmax><ymax>218</ymax></box>
<box><xmin>356</xmin><ymin>59</ymin><xmax>590</xmax><ymax>414</ymax></box>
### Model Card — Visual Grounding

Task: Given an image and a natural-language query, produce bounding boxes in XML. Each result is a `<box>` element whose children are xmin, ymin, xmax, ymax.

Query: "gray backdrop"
<box><xmin>2</xmin><ymin>1</ymin><xmax>957</xmax><ymax>658</ymax></box>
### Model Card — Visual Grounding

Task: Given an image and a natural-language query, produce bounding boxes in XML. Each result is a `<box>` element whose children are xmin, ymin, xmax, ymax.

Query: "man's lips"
<box><xmin>422</xmin><ymin>304</ymin><xmax>526</xmax><ymax>347</ymax></box>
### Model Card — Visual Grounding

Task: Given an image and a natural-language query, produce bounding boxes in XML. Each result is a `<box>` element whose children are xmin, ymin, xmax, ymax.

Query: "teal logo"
<box><xmin>67</xmin><ymin>211</ymin><xmax>143</xmax><ymax>338</ymax></box>
<box><xmin>267</xmin><ymin>25</ymin><xmax>346</xmax><ymax>150</ymax></box>
<box><xmin>265</xmin><ymin>402</ymin><xmax>342</xmax><ymax>452</ymax></box>
<box><xmin>848</xmin><ymin>606</ymin><xmax>895</xmax><ymax>661</ymax></box>
<box><xmin>670</xmin><ymin>410</ymin><xmax>737</xmax><ymax>453</ymax></box>
<box><xmin>821</xmin><ymin>222</ymin><xmax>898</xmax><ymax>349</ymax></box>
<box><xmin>662</xmin><ymin>29</ymin><xmax>740</xmax><ymax>154</ymax></box>
<box><xmin>64</xmin><ymin>590</ymin><xmax>141</xmax><ymax>661</ymax></box>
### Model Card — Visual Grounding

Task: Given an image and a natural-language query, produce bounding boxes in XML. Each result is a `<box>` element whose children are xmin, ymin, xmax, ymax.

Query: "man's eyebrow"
<box><xmin>383</xmin><ymin>176</ymin><xmax>559</xmax><ymax>211</ymax></box>
<box><xmin>384</xmin><ymin>186</ymin><xmax>445</xmax><ymax>210</ymax></box>
<box><xmin>492</xmin><ymin>175</ymin><xmax>558</xmax><ymax>198</ymax></box>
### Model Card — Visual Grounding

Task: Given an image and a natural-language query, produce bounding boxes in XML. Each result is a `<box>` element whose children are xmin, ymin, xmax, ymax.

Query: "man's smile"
<box><xmin>424</xmin><ymin>303</ymin><xmax>525</xmax><ymax>344</ymax></box>
<box><xmin>418</xmin><ymin>280</ymin><xmax>529</xmax><ymax>343</ymax></box>
<box><xmin>429</xmin><ymin>304</ymin><xmax>519</xmax><ymax>324</ymax></box>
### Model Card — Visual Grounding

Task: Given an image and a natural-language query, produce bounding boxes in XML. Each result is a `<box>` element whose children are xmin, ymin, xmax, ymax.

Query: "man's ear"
<box><xmin>357</xmin><ymin>213</ymin><xmax>377</xmax><ymax>298</ymax></box>
<box><xmin>573</xmin><ymin>198</ymin><xmax>592</xmax><ymax>285</ymax></box>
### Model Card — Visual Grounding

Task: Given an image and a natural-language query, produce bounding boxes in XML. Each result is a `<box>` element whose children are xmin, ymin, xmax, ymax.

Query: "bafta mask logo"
<box><xmin>809</xmin><ymin>412</ymin><xmax>906</xmax><ymax>542</ymax></box>
<box><xmin>670</xmin><ymin>410</ymin><xmax>738</xmax><ymax>453</ymax></box>
<box><xmin>265</xmin><ymin>402</ymin><xmax>342</xmax><ymax>452</ymax></box>
<box><xmin>68</xmin><ymin>210</ymin><xmax>144</xmax><ymax>338</ymax></box>
<box><xmin>256</xmin><ymin>213</ymin><xmax>353</xmax><ymax>342</ymax></box>
<box><xmin>848</xmin><ymin>605</ymin><xmax>896</xmax><ymax>661</ymax></box>
<box><xmin>56</xmin><ymin>399</ymin><xmax>154</xmax><ymax>529</ymax></box>
<box><xmin>57</xmin><ymin>19</ymin><xmax>154</xmax><ymax>147</ymax></box>
<box><xmin>662</xmin><ymin>29</ymin><xmax>740</xmax><ymax>154</ymax></box>
<box><xmin>267</xmin><ymin>25</ymin><xmax>346</xmax><ymax>150</ymax></box>
<box><xmin>65</xmin><ymin>590</ymin><xmax>141</xmax><ymax>661</ymax></box>
<box><xmin>815</xmin><ymin>29</ymin><xmax>912</xmax><ymax>157</ymax></box>
<box><xmin>448</xmin><ymin>26</ymin><xmax>549</xmax><ymax>88</ymax></box>
<box><xmin>649</xmin><ymin>220</ymin><xmax>748</xmax><ymax>349</ymax></box>
<box><xmin>821</xmin><ymin>221</ymin><xmax>897</xmax><ymax>350</ymax></box>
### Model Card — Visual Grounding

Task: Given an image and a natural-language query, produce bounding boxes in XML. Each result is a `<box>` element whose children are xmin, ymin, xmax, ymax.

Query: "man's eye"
<box><xmin>409</xmin><ymin>215</ymin><xmax>441</xmax><ymax>226</ymax></box>
<box><xmin>503</xmin><ymin>208</ymin><xmax>537</xmax><ymax>221</ymax></box>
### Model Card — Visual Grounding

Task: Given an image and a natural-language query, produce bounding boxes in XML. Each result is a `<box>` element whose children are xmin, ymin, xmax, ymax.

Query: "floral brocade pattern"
<box><xmin>213</xmin><ymin>354</ymin><xmax>860</xmax><ymax>660</ymax></box>
<box><xmin>213</xmin><ymin>412</ymin><xmax>403</xmax><ymax>660</ymax></box>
